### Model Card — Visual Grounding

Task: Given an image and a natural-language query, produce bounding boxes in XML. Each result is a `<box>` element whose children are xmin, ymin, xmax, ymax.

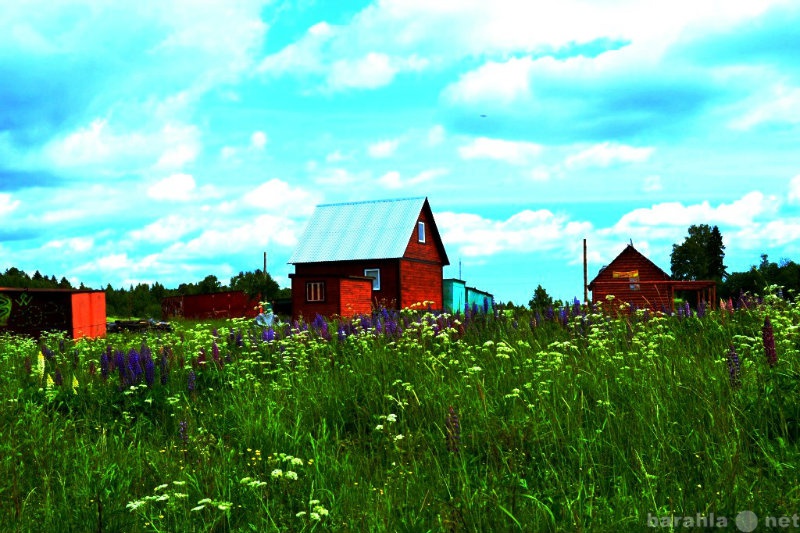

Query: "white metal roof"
<box><xmin>288</xmin><ymin>197</ymin><xmax>428</xmax><ymax>264</ymax></box>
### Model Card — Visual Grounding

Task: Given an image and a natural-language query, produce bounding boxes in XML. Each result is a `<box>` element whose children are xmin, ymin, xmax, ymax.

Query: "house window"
<box><xmin>364</xmin><ymin>268</ymin><xmax>381</xmax><ymax>290</ymax></box>
<box><xmin>417</xmin><ymin>221</ymin><xmax>426</xmax><ymax>243</ymax></box>
<box><xmin>306</xmin><ymin>282</ymin><xmax>325</xmax><ymax>302</ymax></box>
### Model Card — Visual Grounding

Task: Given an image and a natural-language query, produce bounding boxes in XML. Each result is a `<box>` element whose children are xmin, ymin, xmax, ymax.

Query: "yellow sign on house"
<box><xmin>612</xmin><ymin>270</ymin><xmax>639</xmax><ymax>278</ymax></box>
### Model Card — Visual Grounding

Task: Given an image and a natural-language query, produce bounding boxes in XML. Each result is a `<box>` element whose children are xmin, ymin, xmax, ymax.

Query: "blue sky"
<box><xmin>2</xmin><ymin>0</ymin><xmax>800</xmax><ymax>305</ymax></box>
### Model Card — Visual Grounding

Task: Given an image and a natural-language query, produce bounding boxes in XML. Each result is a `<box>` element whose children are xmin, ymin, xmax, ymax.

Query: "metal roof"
<box><xmin>289</xmin><ymin>197</ymin><xmax>428</xmax><ymax>263</ymax></box>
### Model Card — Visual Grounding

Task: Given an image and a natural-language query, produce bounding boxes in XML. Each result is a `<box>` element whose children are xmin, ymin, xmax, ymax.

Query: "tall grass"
<box><xmin>2</xmin><ymin>290</ymin><xmax>800</xmax><ymax>531</ymax></box>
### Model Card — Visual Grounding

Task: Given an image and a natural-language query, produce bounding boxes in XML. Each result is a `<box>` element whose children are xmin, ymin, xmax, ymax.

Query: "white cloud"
<box><xmin>427</xmin><ymin>125</ymin><xmax>446</xmax><ymax>146</ymax></box>
<box><xmin>44</xmin><ymin>237</ymin><xmax>94</xmax><ymax>253</ymax></box>
<box><xmin>0</xmin><ymin>193</ymin><xmax>20</xmax><ymax>217</ymax></box>
<box><xmin>251</xmin><ymin>131</ymin><xmax>268</xmax><ymax>149</ymax></box>
<box><xmin>244</xmin><ymin>179</ymin><xmax>320</xmax><ymax>216</ymax></box>
<box><xmin>148</xmin><ymin>173</ymin><xmax>197</xmax><ymax>201</ymax></box>
<box><xmin>644</xmin><ymin>175</ymin><xmax>663</xmax><ymax>192</ymax></box>
<box><xmin>731</xmin><ymin>84</ymin><xmax>800</xmax><ymax>130</ymax></box>
<box><xmin>46</xmin><ymin>119</ymin><xmax>201</xmax><ymax>174</ymax></box>
<box><xmin>129</xmin><ymin>214</ymin><xmax>202</xmax><ymax>243</ymax></box>
<box><xmin>437</xmin><ymin>208</ymin><xmax>591</xmax><ymax>257</ymax></box>
<box><xmin>610</xmin><ymin>192</ymin><xmax>778</xmax><ymax>237</ymax></box>
<box><xmin>377</xmin><ymin>168</ymin><xmax>448</xmax><ymax>189</ymax></box>
<box><xmin>368</xmin><ymin>139</ymin><xmax>400</xmax><ymax>158</ymax></box>
<box><xmin>458</xmin><ymin>137</ymin><xmax>542</xmax><ymax>165</ymax></box>
<box><xmin>314</xmin><ymin>167</ymin><xmax>360</xmax><ymax>186</ymax></box>
<box><xmin>790</xmin><ymin>175</ymin><xmax>800</xmax><ymax>204</ymax></box>
<box><xmin>565</xmin><ymin>142</ymin><xmax>654</xmax><ymax>169</ymax></box>
<box><xmin>327</xmin><ymin>53</ymin><xmax>399</xmax><ymax>90</ymax></box>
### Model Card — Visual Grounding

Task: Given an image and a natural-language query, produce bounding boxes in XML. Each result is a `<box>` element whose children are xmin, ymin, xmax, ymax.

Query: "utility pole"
<box><xmin>583</xmin><ymin>239</ymin><xmax>588</xmax><ymax>305</ymax></box>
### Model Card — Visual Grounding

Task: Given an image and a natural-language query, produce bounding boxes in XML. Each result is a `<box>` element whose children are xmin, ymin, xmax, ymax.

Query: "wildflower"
<box><xmin>446</xmin><ymin>406</ymin><xmax>461</xmax><ymax>453</ymax></box>
<box><xmin>375</xmin><ymin>424</ymin><xmax>384</xmax><ymax>431</ymax></box>
<box><xmin>187</xmin><ymin>370</ymin><xmax>196</xmax><ymax>392</ymax></box>
<box><xmin>179</xmin><ymin>420</ymin><xmax>188</xmax><ymax>447</ymax></box>
<box><xmin>394</xmin><ymin>434</ymin><xmax>404</xmax><ymax>441</ymax></box>
<box><xmin>54</xmin><ymin>369</ymin><xmax>63</xmax><ymax>386</ymax></box>
<box><xmin>386</xmin><ymin>413</ymin><xmax>397</xmax><ymax>423</ymax></box>
<box><xmin>726</xmin><ymin>345</ymin><xmax>741</xmax><ymax>389</ymax></box>
<box><xmin>285</xmin><ymin>471</ymin><xmax>298</xmax><ymax>480</ymax></box>
<box><xmin>763</xmin><ymin>316</ymin><xmax>777</xmax><ymax>367</ymax></box>
<box><xmin>144</xmin><ymin>354</ymin><xmax>155</xmax><ymax>387</ymax></box>
<box><xmin>37</xmin><ymin>352</ymin><xmax>45</xmax><ymax>381</ymax></box>
<box><xmin>72</xmin><ymin>375</ymin><xmax>79</xmax><ymax>394</ymax></box>
<box><xmin>271</xmin><ymin>469</ymin><xmax>283</xmax><ymax>479</ymax></box>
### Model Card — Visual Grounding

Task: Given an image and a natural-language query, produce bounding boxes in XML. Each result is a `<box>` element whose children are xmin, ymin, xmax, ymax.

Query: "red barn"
<box><xmin>288</xmin><ymin>197</ymin><xmax>450</xmax><ymax>320</ymax></box>
<box><xmin>0</xmin><ymin>287</ymin><xmax>106</xmax><ymax>339</ymax></box>
<box><xmin>588</xmin><ymin>244</ymin><xmax>716</xmax><ymax>312</ymax></box>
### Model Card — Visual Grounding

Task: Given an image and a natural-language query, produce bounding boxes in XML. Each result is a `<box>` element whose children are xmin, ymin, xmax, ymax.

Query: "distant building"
<box><xmin>588</xmin><ymin>244</ymin><xmax>716</xmax><ymax>311</ymax></box>
<box><xmin>288</xmin><ymin>197</ymin><xmax>450</xmax><ymax>319</ymax></box>
<box><xmin>161</xmin><ymin>290</ymin><xmax>260</xmax><ymax>320</ymax></box>
<box><xmin>443</xmin><ymin>279</ymin><xmax>495</xmax><ymax>314</ymax></box>
<box><xmin>0</xmin><ymin>287</ymin><xmax>106</xmax><ymax>339</ymax></box>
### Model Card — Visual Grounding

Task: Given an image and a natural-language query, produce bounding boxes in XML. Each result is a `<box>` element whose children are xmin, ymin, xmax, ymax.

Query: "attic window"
<box><xmin>306</xmin><ymin>282</ymin><xmax>325</xmax><ymax>302</ymax></box>
<box><xmin>364</xmin><ymin>268</ymin><xmax>381</xmax><ymax>290</ymax></box>
<box><xmin>417</xmin><ymin>221</ymin><xmax>426</xmax><ymax>243</ymax></box>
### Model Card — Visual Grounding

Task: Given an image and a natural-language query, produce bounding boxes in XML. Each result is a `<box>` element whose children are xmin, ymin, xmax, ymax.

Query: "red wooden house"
<box><xmin>288</xmin><ymin>197</ymin><xmax>450</xmax><ymax>320</ymax></box>
<box><xmin>588</xmin><ymin>244</ymin><xmax>716</xmax><ymax>312</ymax></box>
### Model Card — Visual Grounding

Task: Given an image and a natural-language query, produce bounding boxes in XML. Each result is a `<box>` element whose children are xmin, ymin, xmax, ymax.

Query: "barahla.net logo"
<box><xmin>648</xmin><ymin>510</ymin><xmax>800</xmax><ymax>531</ymax></box>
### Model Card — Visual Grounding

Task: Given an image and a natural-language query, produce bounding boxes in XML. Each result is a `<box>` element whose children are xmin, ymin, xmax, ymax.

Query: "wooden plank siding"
<box><xmin>589</xmin><ymin>245</ymin><xmax>673</xmax><ymax>311</ymax></box>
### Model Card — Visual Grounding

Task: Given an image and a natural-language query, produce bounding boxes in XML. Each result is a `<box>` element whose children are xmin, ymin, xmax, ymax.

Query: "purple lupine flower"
<box><xmin>445</xmin><ymin>406</ymin><xmax>461</xmax><ymax>454</ymax></box>
<box><xmin>337</xmin><ymin>324</ymin><xmax>347</xmax><ymax>341</ymax></box>
<box><xmin>545</xmin><ymin>305</ymin><xmax>554</xmax><ymax>321</ymax></box>
<box><xmin>143</xmin><ymin>352</ymin><xmax>155</xmax><ymax>387</ymax></box>
<box><xmin>43</xmin><ymin>347</ymin><xmax>54</xmax><ymax>360</ymax></box>
<box><xmin>727</xmin><ymin>344</ymin><xmax>741</xmax><ymax>388</ymax></box>
<box><xmin>697</xmin><ymin>301</ymin><xmax>707</xmax><ymax>319</ymax></box>
<box><xmin>187</xmin><ymin>369</ymin><xmax>196</xmax><ymax>392</ymax></box>
<box><xmin>159</xmin><ymin>349</ymin><xmax>169</xmax><ymax>386</ymax></box>
<box><xmin>483</xmin><ymin>297</ymin><xmax>489</xmax><ymax>315</ymax></box>
<box><xmin>265</xmin><ymin>327</ymin><xmax>275</xmax><ymax>342</ymax></box>
<box><xmin>763</xmin><ymin>316</ymin><xmax>777</xmax><ymax>367</ymax></box>
<box><xmin>128</xmin><ymin>348</ymin><xmax>142</xmax><ymax>383</ymax></box>
<box><xmin>559</xmin><ymin>307</ymin><xmax>568</xmax><ymax>326</ymax></box>
<box><xmin>236</xmin><ymin>330</ymin><xmax>244</xmax><ymax>348</ymax></box>
<box><xmin>179</xmin><ymin>420</ymin><xmax>188</xmax><ymax>447</ymax></box>
<box><xmin>54</xmin><ymin>369</ymin><xmax>63</xmax><ymax>386</ymax></box>
<box><xmin>684</xmin><ymin>301</ymin><xmax>691</xmax><ymax>317</ymax></box>
<box><xmin>211</xmin><ymin>341</ymin><xmax>221</xmax><ymax>365</ymax></box>
<box><xmin>100</xmin><ymin>350</ymin><xmax>110</xmax><ymax>381</ymax></box>
<box><xmin>115</xmin><ymin>350</ymin><xmax>126</xmax><ymax>384</ymax></box>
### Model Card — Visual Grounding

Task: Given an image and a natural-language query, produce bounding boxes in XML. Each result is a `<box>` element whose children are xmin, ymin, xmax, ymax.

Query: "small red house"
<box><xmin>288</xmin><ymin>197</ymin><xmax>450</xmax><ymax>320</ymax></box>
<box><xmin>0</xmin><ymin>287</ymin><xmax>106</xmax><ymax>339</ymax></box>
<box><xmin>588</xmin><ymin>244</ymin><xmax>716</xmax><ymax>312</ymax></box>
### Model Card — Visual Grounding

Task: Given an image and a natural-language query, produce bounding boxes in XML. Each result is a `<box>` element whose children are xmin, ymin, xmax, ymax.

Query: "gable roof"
<box><xmin>588</xmin><ymin>244</ymin><xmax>670</xmax><ymax>288</ymax></box>
<box><xmin>289</xmin><ymin>197</ymin><xmax>448</xmax><ymax>264</ymax></box>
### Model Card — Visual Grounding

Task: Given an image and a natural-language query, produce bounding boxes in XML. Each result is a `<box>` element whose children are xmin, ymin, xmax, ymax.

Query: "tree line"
<box><xmin>0</xmin><ymin>268</ymin><xmax>288</xmax><ymax>319</ymax></box>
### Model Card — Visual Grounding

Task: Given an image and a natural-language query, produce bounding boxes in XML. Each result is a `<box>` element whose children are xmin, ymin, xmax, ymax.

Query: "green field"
<box><xmin>2</xmin><ymin>292</ymin><xmax>799</xmax><ymax>532</ymax></box>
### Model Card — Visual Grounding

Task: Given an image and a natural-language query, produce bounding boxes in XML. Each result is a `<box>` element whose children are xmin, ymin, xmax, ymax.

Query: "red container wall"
<box><xmin>399</xmin><ymin>259</ymin><xmax>443</xmax><ymax>309</ymax></box>
<box><xmin>71</xmin><ymin>291</ymin><xmax>107</xmax><ymax>339</ymax></box>
<box><xmin>339</xmin><ymin>278</ymin><xmax>373</xmax><ymax>317</ymax></box>
<box><xmin>162</xmin><ymin>291</ymin><xmax>259</xmax><ymax>320</ymax></box>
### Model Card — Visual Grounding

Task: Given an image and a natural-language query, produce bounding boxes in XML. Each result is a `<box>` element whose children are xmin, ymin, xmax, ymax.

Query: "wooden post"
<box><xmin>263</xmin><ymin>252</ymin><xmax>267</xmax><ymax>277</ymax></box>
<box><xmin>583</xmin><ymin>238</ymin><xmax>588</xmax><ymax>305</ymax></box>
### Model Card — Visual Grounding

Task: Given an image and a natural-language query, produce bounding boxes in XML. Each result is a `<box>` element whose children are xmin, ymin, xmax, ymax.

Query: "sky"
<box><xmin>2</xmin><ymin>0</ymin><xmax>800</xmax><ymax>306</ymax></box>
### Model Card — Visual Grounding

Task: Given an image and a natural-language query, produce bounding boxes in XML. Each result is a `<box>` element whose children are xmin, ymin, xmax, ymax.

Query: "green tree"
<box><xmin>670</xmin><ymin>224</ymin><xmax>727</xmax><ymax>282</ymax></box>
<box><xmin>229</xmin><ymin>270</ymin><xmax>280</xmax><ymax>302</ymax></box>
<box><xmin>528</xmin><ymin>284</ymin><xmax>554</xmax><ymax>310</ymax></box>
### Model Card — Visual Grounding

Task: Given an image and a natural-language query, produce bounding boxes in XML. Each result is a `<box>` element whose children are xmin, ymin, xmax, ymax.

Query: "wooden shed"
<box><xmin>588</xmin><ymin>244</ymin><xmax>716</xmax><ymax>312</ymax></box>
<box><xmin>0</xmin><ymin>287</ymin><xmax>106</xmax><ymax>339</ymax></box>
<box><xmin>288</xmin><ymin>197</ymin><xmax>450</xmax><ymax>320</ymax></box>
<box><xmin>161</xmin><ymin>290</ymin><xmax>260</xmax><ymax>320</ymax></box>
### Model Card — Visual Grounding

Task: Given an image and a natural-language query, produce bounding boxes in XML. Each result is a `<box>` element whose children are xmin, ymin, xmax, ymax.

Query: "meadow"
<box><xmin>2</xmin><ymin>291</ymin><xmax>800</xmax><ymax>532</ymax></box>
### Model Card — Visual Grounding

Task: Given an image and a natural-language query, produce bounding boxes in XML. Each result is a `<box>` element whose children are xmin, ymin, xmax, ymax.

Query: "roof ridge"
<box><xmin>316</xmin><ymin>196</ymin><xmax>425</xmax><ymax>208</ymax></box>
